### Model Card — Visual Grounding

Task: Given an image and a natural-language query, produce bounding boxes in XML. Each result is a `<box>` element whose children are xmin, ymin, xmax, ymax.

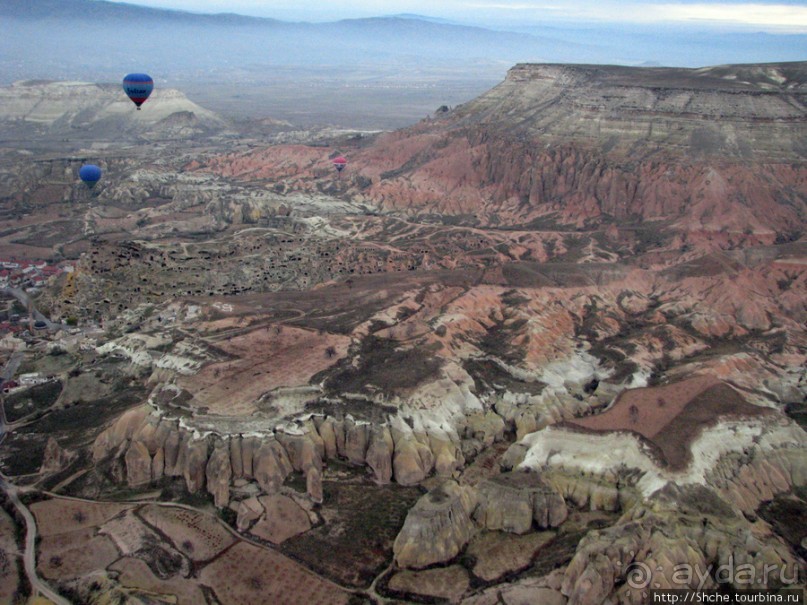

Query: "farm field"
<box><xmin>30</xmin><ymin>496</ymin><xmax>355</xmax><ymax>604</ymax></box>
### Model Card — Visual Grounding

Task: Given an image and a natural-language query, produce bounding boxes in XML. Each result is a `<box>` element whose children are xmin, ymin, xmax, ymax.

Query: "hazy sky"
<box><xmin>105</xmin><ymin>0</ymin><xmax>807</xmax><ymax>31</ymax></box>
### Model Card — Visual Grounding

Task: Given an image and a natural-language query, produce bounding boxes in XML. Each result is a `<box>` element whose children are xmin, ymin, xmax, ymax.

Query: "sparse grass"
<box><xmin>784</xmin><ymin>402</ymin><xmax>807</xmax><ymax>430</ymax></box>
<box><xmin>758</xmin><ymin>492</ymin><xmax>807</xmax><ymax>579</ymax></box>
<box><xmin>323</xmin><ymin>336</ymin><xmax>443</xmax><ymax>396</ymax></box>
<box><xmin>0</xmin><ymin>384</ymin><xmax>146</xmax><ymax>477</ymax></box>
<box><xmin>464</xmin><ymin>359</ymin><xmax>545</xmax><ymax>396</ymax></box>
<box><xmin>475</xmin><ymin>306</ymin><xmax>529</xmax><ymax>366</ymax></box>
<box><xmin>526</xmin><ymin>528</ymin><xmax>588</xmax><ymax>579</ymax></box>
<box><xmin>281</xmin><ymin>481</ymin><xmax>422</xmax><ymax>588</ymax></box>
<box><xmin>3</xmin><ymin>381</ymin><xmax>63</xmax><ymax>423</ymax></box>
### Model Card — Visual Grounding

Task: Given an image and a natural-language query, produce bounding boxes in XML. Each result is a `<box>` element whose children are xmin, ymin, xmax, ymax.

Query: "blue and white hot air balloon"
<box><xmin>122</xmin><ymin>73</ymin><xmax>154</xmax><ymax>110</ymax></box>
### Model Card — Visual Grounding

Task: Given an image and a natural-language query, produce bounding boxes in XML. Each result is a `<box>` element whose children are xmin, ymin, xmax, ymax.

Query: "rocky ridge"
<box><xmin>90</xmin><ymin>368</ymin><xmax>807</xmax><ymax>593</ymax></box>
<box><xmin>201</xmin><ymin>62</ymin><xmax>807</xmax><ymax>237</ymax></box>
<box><xmin>561</xmin><ymin>484</ymin><xmax>802</xmax><ymax>604</ymax></box>
<box><xmin>0</xmin><ymin>80</ymin><xmax>227</xmax><ymax>140</ymax></box>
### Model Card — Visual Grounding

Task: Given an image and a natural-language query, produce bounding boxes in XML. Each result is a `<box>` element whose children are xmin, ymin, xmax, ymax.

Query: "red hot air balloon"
<box><xmin>332</xmin><ymin>156</ymin><xmax>347</xmax><ymax>173</ymax></box>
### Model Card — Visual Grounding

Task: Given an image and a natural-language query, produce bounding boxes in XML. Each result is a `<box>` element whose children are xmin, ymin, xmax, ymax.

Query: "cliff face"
<box><xmin>91</xmin><ymin>405</ymin><xmax>469</xmax><ymax>509</ymax></box>
<box><xmin>360</xmin><ymin>62</ymin><xmax>807</xmax><ymax>232</ymax></box>
<box><xmin>459</xmin><ymin>63</ymin><xmax>807</xmax><ymax>159</ymax></box>
<box><xmin>561</xmin><ymin>486</ymin><xmax>801</xmax><ymax>605</ymax></box>
<box><xmin>360</xmin><ymin>135</ymin><xmax>805</xmax><ymax>233</ymax></box>
<box><xmin>202</xmin><ymin>62</ymin><xmax>807</xmax><ymax>238</ymax></box>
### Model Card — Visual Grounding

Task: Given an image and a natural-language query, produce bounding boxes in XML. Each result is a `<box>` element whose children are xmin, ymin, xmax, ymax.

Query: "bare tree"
<box><xmin>325</xmin><ymin>346</ymin><xmax>337</xmax><ymax>359</ymax></box>
<box><xmin>657</xmin><ymin>397</ymin><xmax>666</xmax><ymax>408</ymax></box>
<box><xmin>628</xmin><ymin>404</ymin><xmax>640</xmax><ymax>424</ymax></box>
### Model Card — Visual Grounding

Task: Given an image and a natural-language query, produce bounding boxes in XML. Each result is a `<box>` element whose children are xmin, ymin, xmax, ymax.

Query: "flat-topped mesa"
<box><xmin>393</xmin><ymin>480</ymin><xmax>477</xmax><ymax>569</ymax></box>
<box><xmin>505</xmin><ymin>63</ymin><xmax>578</xmax><ymax>83</ymax></box>
<box><xmin>457</xmin><ymin>61</ymin><xmax>807</xmax><ymax>160</ymax></box>
<box><xmin>505</xmin><ymin>61</ymin><xmax>807</xmax><ymax>92</ymax></box>
<box><xmin>473</xmin><ymin>471</ymin><xmax>568</xmax><ymax>534</ymax></box>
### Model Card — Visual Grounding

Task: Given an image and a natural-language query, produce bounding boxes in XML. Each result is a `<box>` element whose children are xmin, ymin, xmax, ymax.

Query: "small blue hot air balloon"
<box><xmin>79</xmin><ymin>164</ymin><xmax>102</xmax><ymax>188</ymax></box>
<box><xmin>122</xmin><ymin>73</ymin><xmax>154</xmax><ymax>110</ymax></box>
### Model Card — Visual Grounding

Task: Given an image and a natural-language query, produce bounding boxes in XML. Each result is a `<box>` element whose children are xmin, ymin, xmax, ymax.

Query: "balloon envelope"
<box><xmin>122</xmin><ymin>73</ymin><xmax>154</xmax><ymax>109</ymax></box>
<box><xmin>333</xmin><ymin>156</ymin><xmax>347</xmax><ymax>172</ymax></box>
<box><xmin>79</xmin><ymin>164</ymin><xmax>102</xmax><ymax>188</ymax></box>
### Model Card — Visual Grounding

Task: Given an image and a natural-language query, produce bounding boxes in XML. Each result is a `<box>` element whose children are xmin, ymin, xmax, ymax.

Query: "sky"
<box><xmin>103</xmin><ymin>0</ymin><xmax>807</xmax><ymax>32</ymax></box>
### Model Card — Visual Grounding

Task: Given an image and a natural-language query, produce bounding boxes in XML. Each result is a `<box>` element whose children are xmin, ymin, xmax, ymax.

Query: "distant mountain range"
<box><xmin>1</xmin><ymin>0</ymin><xmax>804</xmax><ymax>127</ymax></box>
<box><xmin>0</xmin><ymin>0</ymin><xmax>588</xmax><ymax>79</ymax></box>
<box><xmin>3</xmin><ymin>0</ymin><xmax>805</xmax><ymax>81</ymax></box>
<box><xmin>1</xmin><ymin>0</ymin><xmax>275</xmax><ymax>23</ymax></box>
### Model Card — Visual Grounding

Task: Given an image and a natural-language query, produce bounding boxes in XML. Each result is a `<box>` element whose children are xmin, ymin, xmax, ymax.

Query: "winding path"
<box><xmin>0</xmin><ymin>479</ymin><xmax>71</xmax><ymax>605</ymax></box>
<box><xmin>1</xmin><ymin>386</ymin><xmax>71</xmax><ymax>604</ymax></box>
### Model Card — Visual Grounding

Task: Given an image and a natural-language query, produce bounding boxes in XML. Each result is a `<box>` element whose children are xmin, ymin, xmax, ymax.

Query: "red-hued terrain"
<box><xmin>0</xmin><ymin>63</ymin><xmax>804</xmax><ymax>605</ymax></box>
<box><xmin>566</xmin><ymin>376</ymin><xmax>776</xmax><ymax>470</ymax></box>
<box><xmin>201</xmin><ymin>63</ymin><xmax>807</xmax><ymax>240</ymax></box>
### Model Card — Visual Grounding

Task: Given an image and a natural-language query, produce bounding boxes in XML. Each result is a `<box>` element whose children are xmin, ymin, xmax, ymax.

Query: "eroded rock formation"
<box><xmin>562</xmin><ymin>485</ymin><xmax>801</xmax><ymax>605</ymax></box>
<box><xmin>202</xmin><ymin>63</ymin><xmax>807</xmax><ymax>239</ymax></box>
<box><xmin>473</xmin><ymin>471</ymin><xmax>568</xmax><ymax>534</ymax></box>
<box><xmin>393</xmin><ymin>480</ymin><xmax>477</xmax><ymax>569</ymax></box>
<box><xmin>91</xmin><ymin>405</ymin><xmax>473</xmax><ymax>508</ymax></box>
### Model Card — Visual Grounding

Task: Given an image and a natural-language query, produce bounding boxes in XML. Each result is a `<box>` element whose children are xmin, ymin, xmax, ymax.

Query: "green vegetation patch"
<box><xmin>281</xmin><ymin>480</ymin><xmax>422</xmax><ymax>588</ymax></box>
<box><xmin>3</xmin><ymin>380</ymin><xmax>63</xmax><ymax>423</ymax></box>
<box><xmin>323</xmin><ymin>336</ymin><xmax>443</xmax><ymax>396</ymax></box>
<box><xmin>758</xmin><ymin>491</ymin><xmax>807</xmax><ymax>562</ymax></box>
<box><xmin>0</xmin><ymin>385</ymin><xmax>146</xmax><ymax>477</ymax></box>
<box><xmin>464</xmin><ymin>359</ymin><xmax>545</xmax><ymax>396</ymax></box>
<box><xmin>784</xmin><ymin>402</ymin><xmax>807</xmax><ymax>430</ymax></box>
<box><xmin>526</xmin><ymin>528</ymin><xmax>588</xmax><ymax>579</ymax></box>
<box><xmin>475</xmin><ymin>312</ymin><xmax>528</xmax><ymax>366</ymax></box>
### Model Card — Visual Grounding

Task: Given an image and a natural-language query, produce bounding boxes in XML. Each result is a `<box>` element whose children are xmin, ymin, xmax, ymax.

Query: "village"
<box><xmin>0</xmin><ymin>258</ymin><xmax>103</xmax><ymax>396</ymax></box>
<box><xmin>0</xmin><ymin>259</ymin><xmax>70</xmax><ymax>293</ymax></box>
<box><xmin>0</xmin><ymin>259</ymin><xmax>73</xmax><ymax>333</ymax></box>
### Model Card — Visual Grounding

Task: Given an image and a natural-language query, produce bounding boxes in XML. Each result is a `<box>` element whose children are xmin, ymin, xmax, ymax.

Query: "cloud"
<box><xmin>468</xmin><ymin>1</ymin><xmax>807</xmax><ymax>30</ymax></box>
<box><xmin>103</xmin><ymin>0</ymin><xmax>807</xmax><ymax>31</ymax></box>
<box><xmin>652</xmin><ymin>3</ymin><xmax>807</xmax><ymax>28</ymax></box>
